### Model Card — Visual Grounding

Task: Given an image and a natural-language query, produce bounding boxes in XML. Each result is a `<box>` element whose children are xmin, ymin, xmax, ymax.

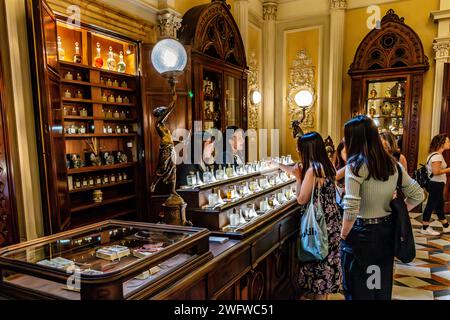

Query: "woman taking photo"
<box><xmin>277</xmin><ymin>132</ymin><xmax>341</xmax><ymax>300</ymax></box>
<box><xmin>421</xmin><ymin>134</ymin><xmax>450</xmax><ymax>235</ymax></box>
<box><xmin>341</xmin><ymin>116</ymin><xmax>424</xmax><ymax>300</ymax></box>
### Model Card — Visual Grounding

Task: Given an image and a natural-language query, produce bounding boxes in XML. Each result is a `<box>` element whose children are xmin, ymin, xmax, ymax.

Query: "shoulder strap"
<box><xmin>396</xmin><ymin>163</ymin><xmax>402</xmax><ymax>190</ymax></box>
<box><xmin>426</xmin><ymin>152</ymin><xmax>439</xmax><ymax>165</ymax></box>
<box><xmin>309</xmin><ymin>176</ymin><xmax>316</xmax><ymax>206</ymax></box>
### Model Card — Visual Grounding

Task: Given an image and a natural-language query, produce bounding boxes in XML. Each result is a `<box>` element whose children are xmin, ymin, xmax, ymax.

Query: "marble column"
<box><xmin>328</xmin><ymin>0</ymin><xmax>347</xmax><ymax>142</ymax></box>
<box><xmin>431</xmin><ymin>0</ymin><xmax>450</xmax><ymax>136</ymax></box>
<box><xmin>233</xmin><ymin>0</ymin><xmax>249</xmax><ymax>54</ymax></box>
<box><xmin>262</xmin><ymin>1</ymin><xmax>277</xmax><ymax>134</ymax></box>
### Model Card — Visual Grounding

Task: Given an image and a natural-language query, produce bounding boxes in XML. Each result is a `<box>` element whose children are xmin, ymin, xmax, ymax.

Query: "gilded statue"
<box><xmin>150</xmin><ymin>81</ymin><xmax>184</xmax><ymax>207</ymax></box>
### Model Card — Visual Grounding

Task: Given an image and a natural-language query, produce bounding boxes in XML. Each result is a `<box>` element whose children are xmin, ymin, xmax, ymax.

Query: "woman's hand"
<box><xmin>292</xmin><ymin>163</ymin><xmax>302</xmax><ymax>180</ymax></box>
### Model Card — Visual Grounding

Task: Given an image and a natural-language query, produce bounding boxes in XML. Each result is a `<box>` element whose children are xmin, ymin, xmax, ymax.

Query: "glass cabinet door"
<box><xmin>365</xmin><ymin>78</ymin><xmax>406</xmax><ymax>147</ymax></box>
<box><xmin>225</xmin><ymin>75</ymin><xmax>242</xmax><ymax>128</ymax></box>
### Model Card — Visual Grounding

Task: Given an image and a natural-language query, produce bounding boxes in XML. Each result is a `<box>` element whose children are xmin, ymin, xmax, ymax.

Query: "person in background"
<box><xmin>380</xmin><ymin>131</ymin><xmax>408</xmax><ymax>172</ymax></box>
<box><xmin>278</xmin><ymin>132</ymin><xmax>341</xmax><ymax>300</ymax></box>
<box><xmin>421</xmin><ymin>134</ymin><xmax>450</xmax><ymax>235</ymax></box>
<box><xmin>176</xmin><ymin>131</ymin><xmax>216</xmax><ymax>187</ymax></box>
<box><xmin>334</xmin><ymin>140</ymin><xmax>347</xmax><ymax>213</ymax></box>
<box><xmin>341</xmin><ymin>115</ymin><xmax>424</xmax><ymax>300</ymax></box>
<box><xmin>223</xmin><ymin>125</ymin><xmax>245</xmax><ymax>165</ymax></box>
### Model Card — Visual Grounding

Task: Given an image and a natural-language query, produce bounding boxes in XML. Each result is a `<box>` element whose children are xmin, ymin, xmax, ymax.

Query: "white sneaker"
<box><xmin>442</xmin><ymin>226</ymin><xmax>450</xmax><ymax>234</ymax></box>
<box><xmin>420</xmin><ymin>227</ymin><xmax>440</xmax><ymax>236</ymax></box>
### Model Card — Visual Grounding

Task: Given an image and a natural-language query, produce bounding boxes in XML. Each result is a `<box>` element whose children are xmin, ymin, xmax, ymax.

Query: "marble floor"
<box><xmin>329</xmin><ymin>212</ymin><xmax>450</xmax><ymax>300</ymax></box>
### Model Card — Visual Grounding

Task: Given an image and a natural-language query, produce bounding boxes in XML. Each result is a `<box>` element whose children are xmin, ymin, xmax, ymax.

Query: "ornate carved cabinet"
<box><xmin>348</xmin><ymin>9</ymin><xmax>429</xmax><ymax>173</ymax></box>
<box><xmin>179</xmin><ymin>0</ymin><xmax>248</xmax><ymax>132</ymax></box>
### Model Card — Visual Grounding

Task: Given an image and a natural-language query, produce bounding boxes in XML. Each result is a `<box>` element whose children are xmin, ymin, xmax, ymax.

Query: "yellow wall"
<box><xmin>248</xmin><ymin>23</ymin><xmax>261</xmax><ymax>65</ymax></box>
<box><xmin>285</xmin><ymin>28</ymin><xmax>320</xmax><ymax>160</ymax></box>
<box><xmin>342</xmin><ymin>0</ymin><xmax>439</xmax><ymax>164</ymax></box>
<box><xmin>176</xmin><ymin>0</ymin><xmax>234</xmax><ymax>15</ymax></box>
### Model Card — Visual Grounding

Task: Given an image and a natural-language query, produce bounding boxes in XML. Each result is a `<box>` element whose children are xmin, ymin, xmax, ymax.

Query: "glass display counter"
<box><xmin>0</xmin><ymin>220</ymin><xmax>212</xmax><ymax>299</ymax></box>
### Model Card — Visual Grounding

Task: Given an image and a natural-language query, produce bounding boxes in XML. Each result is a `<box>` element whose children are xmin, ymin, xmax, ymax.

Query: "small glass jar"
<box><xmin>107</xmin><ymin>125</ymin><xmax>113</xmax><ymax>134</ymax></box>
<box><xmin>120</xmin><ymin>111</ymin><xmax>126</xmax><ymax>119</ymax></box>
<box><xmin>116</xmin><ymin>96</ymin><xmax>123</xmax><ymax>103</ymax></box>
<box><xmin>187</xmin><ymin>171</ymin><xmax>197</xmax><ymax>186</ymax></box>
<box><xmin>123</xmin><ymin>126</ymin><xmax>129</xmax><ymax>134</ymax></box>
<box><xmin>64</xmin><ymin>90</ymin><xmax>71</xmax><ymax>98</ymax></box>
<box><xmin>75</xmin><ymin>178</ymin><xmax>81</xmax><ymax>189</ymax></box>
<box><xmin>123</xmin><ymin>96</ymin><xmax>129</xmax><ymax>104</ymax></box>
<box><xmin>95</xmin><ymin>176</ymin><xmax>102</xmax><ymax>185</ymax></box>
<box><xmin>123</xmin><ymin>172</ymin><xmax>128</xmax><ymax>180</ymax></box>
<box><xmin>113</xmin><ymin>110</ymin><xmax>120</xmax><ymax>119</ymax></box>
<box><xmin>88</xmin><ymin>176</ymin><xmax>95</xmax><ymax>186</ymax></box>
<box><xmin>106</xmin><ymin>109</ymin><xmax>112</xmax><ymax>118</ymax></box>
<box><xmin>110</xmin><ymin>173</ymin><xmax>116</xmax><ymax>183</ymax></box>
<box><xmin>76</xmin><ymin>73</ymin><xmax>82</xmax><ymax>81</ymax></box>
<box><xmin>121</xmin><ymin>81</ymin><xmax>127</xmax><ymax>88</ymax></box>
<box><xmin>79</xmin><ymin>108</ymin><xmax>88</xmax><ymax>117</ymax></box>
<box><xmin>115</xmin><ymin>126</ymin><xmax>122</xmax><ymax>134</ymax></box>
<box><xmin>106</xmin><ymin>79</ymin><xmax>113</xmax><ymax>87</ymax></box>
<box><xmin>79</xmin><ymin>125</ymin><xmax>86</xmax><ymax>134</ymax></box>
<box><xmin>108</xmin><ymin>95</ymin><xmax>115</xmax><ymax>103</ymax></box>
<box><xmin>76</xmin><ymin>91</ymin><xmax>83</xmax><ymax>99</ymax></box>
<box><xmin>102</xmin><ymin>93</ymin><xmax>108</xmax><ymax>102</ymax></box>
<box><xmin>65</xmin><ymin>72</ymin><xmax>73</xmax><ymax>80</ymax></box>
<box><xmin>117</xmin><ymin>172</ymin><xmax>123</xmax><ymax>181</ymax></box>
<box><xmin>81</xmin><ymin>177</ymin><xmax>88</xmax><ymax>187</ymax></box>
<box><xmin>102</xmin><ymin>174</ymin><xmax>109</xmax><ymax>184</ymax></box>
<box><xmin>113</xmin><ymin>80</ymin><xmax>119</xmax><ymax>87</ymax></box>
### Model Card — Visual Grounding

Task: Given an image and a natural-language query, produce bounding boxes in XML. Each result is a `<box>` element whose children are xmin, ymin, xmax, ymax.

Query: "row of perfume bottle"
<box><xmin>101</xmin><ymin>93</ymin><xmax>130</xmax><ymax>104</ymax></box>
<box><xmin>102</xmin><ymin>125</ymin><xmax>130</xmax><ymax>134</ymax></box>
<box><xmin>100</xmin><ymin>78</ymin><xmax>128</xmax><ymax>88</ymax></box>
<box><xmin>66</xmin><ymin>151</ymin><xmax>129</xmax><ymax>169</ymax></box>
<box><xmin>63</xmin><ymin>89</ymin><xmax>85</xmax><ymax>99</ymax></box>
<box><xmin>64</xmin><ymin>72</ymin><xmax>84</xmax><ymax>81</ymax></box>
<box><xmin>369</xmin><ymin>82</ymin><xmax>404</xmax><ymax>99</ymax></box>
<box><xmin>63</xmin><ymin>106</ymin><xmax>88</xmax><ymax>117</ymax></box>
<box><xmin>63</xmin><ymin>72</ymin><xmax>129</xmax><ymax>89</ymax></box>
<box><xmin>57</xmin><ymin>37</ymin><xmax>128</xmax><ymax>73</ymax></box>
<box><xmin>185</xmin><ymin>155</ymin><xmax>294</xmax><ymax>187</ymax></box>
<box><xmin>68</xmin><ymin>172</ymin><xmax>129</xmax><ymax>190</ymax></box>
<box><xmin>65</xmin><ymin>124</ymin><xmax>93</xmax><ymax>135</ymax></box>
<box><xmin>227</xmin><ymin>186</ymin><xmax>296</xmax><ymax>228</ymax></box>
<box><xmin>103</xmin><ymin>109</ymin><xmax>131</xmax><ymax>119</ymax></box>
<box><xmin>204</xmin><ymin>173</ymin><xmax>291</xmax><ymax>208</ymax></box>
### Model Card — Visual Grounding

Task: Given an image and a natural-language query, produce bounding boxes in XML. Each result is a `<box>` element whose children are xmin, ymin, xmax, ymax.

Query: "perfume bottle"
<box><xmin>215</xmin><ymin>165</ymin><xmax>225</xmax><ymax>180</ymax></box>
<box><xmin>117</xmin><ymin>172</ymin><xmax>123</xmax><ymax>181</ymax></box>
<box><xmin>64</xmin><ymin>90</ymin><xmax>71</xmax><ymax>99</ymax></box>
<box><xmin>123</xmin><ymin>96</ymin><xmax>129</xmax><ymax>104</ymax></box>
<box><xmin>88</xmin><ymin>176</ymin><xmax>95</xmax><ymax>186</ymax></box>
<box><xmin>115</xmin><ymin>125</ymin><xmax>121</xmax><ymax>134</ymax></box>
<box><xmin>225</xmin><ymin>164</ymin><xmax>234</xmax><ymax>178</ymax></box>
<box><xmin>116</xmin><ymin>96</ymin><xmax>123</xmax><ymax>104</ymax></box>
<box><xmin>120</xmin><ymin>111</ymin><xmax>126</xmax><ymax>119</ymax></box>
<box><xmin>94</xmin><ymin>42</ymin><xmax>103</xmax><ymax>68</ymax></box>
<box><xmin>113</xmin><ymin>110</ymin><xmax>120</xmax><ymax>119</ymax></box>
<box><xmin>108</xmin><ymin>95</ymin><xmax>115</xmax><ymax>103</ymax></box>
<box><xmin>106</xmin><ymin>78</ymin><xmax>113</xmax><ymax>87</ymax></box>
<box><xmin>106</xmin><ymin>109</ymin><xmax>112</xmax><ymax>118</ymax></box>
<box><xmin>65</xmin><ymin>72</ymin><xmax>73</xmax><ymax>80</ymax></box>
<box><xmin>107</xmin><ymin>125</ymin><xmax>113</xmax><ymax>134</ymax></box>
<box><xmin>57</xmin><ymin>36</ymin><xmax>65</xmax><ymax>61</ymax></box>
<box><xmin>79</xmin><ymin>124</ymin><xmax>86</xmax><ymax>134</ymax></box>
<box><xmin>102</xmin><ymin>174</ymin><xmax>109</xmax><ymax>184</ymax></box>
<box><xmin>398</xmin><ymin>121</ymin><xmax>404</xmax><ymax>135</ymax></box>
<box><xmin>229</xmin><ymin>209</ymin><xmax>240</xmax><ymax>227</ymax></box>
<box><xmin>102</xmin><ymin>93</ymin><xmax>108</xmax><ymax>102</ymax></box>
<box><xmin>76</xmin><ymin>90</ymin><xmax>83</xmax><ymax>99</ymax></box>
<box><xmin>123</xmin><ymin>125</ymin><xmax>129</xmax><ymax>134</ymax></box>
<box><xmin>110</xmin><ymin>173</ymin><xmax>116</xmax><ymax>183</ymax></box>
<box><xmin>95</xmin><ymin>176</ymin><xmax>102</xmax><ymax>185</ymax></box>
<box><xmin>75</xmin><ymin>178</ymin><xmax>81</xmax><ymax>189</ymax></box>
<box><xmin>76</xmin><ymin>73</ymin><xmax>82</xmax><ymax>81</ymax></box>
<box><xmin>396</xmin><ymin>83</ymin><xmax>402</xmax><ymax>98</ymax></box>
<box><xmin>71</xmin><ymin>107</ymin><xmax>77</xmax><ymax>116</ymax></box>
<box><xmin>196</xmin><ymin>171</ymin><xmax>203</xmax><ymax>185</ymax></box>
<box><xmin>80</xmin><ymin>108</ymin><xmax>88</xmax><ymax>117</ymax></box>
<box><xmin>113</xmin><ymin>80</ymin><xmax>119</xmax><ymax>87</ymax></box>
<box><xmin>106</xmin><ymin>46</ymin><xmax>116</xmax><ymax>71</ymax></box>
<box><xmin>123</xmin><ymin>172</ymin><xmax>128</xmax><ymax>180</ymax></box>
<box><xmin>73</xmin><ymin>42</ymin><xmax>82</xmax><ymax>64</ymax></box>
<box><xmin>187</xmin><ymin>171</ymin><xmax>197</xmax><ymax>186</ymax></box>
<box><xmin>121</xmin><ymin>81</ymin><xmax>128</xmax><ymax>88</ymax></box>
<box><xmin>203</xmin><ymin>166</ymin><xmax>212</xmax><ymax>184</ymax></box>
<box><xmin>82</xmin><ymin>177</ymin><xmax>88</xmax><ymax>187</ymax></box>
<box><xmin>117</xmin><ymin>51</ymin><xmax>126</xmax><ymax>73</ymax></box>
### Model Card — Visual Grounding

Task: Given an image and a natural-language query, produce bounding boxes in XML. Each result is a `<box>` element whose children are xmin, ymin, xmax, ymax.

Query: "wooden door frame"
<box><xmin>0</xmin><ymin>38</ymin><xmax>19</xmax><ymax>245</ymax></box>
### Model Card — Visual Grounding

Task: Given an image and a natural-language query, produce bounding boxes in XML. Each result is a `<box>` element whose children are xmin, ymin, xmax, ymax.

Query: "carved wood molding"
<box><xmin>180</xmin><ymin>1</ymin><xmax>246</xmax><ymax>67</ymax></box>
<box><xmin>349</xmin><ymin>9</ymin><xmax>429</xmax><ymax>73</ymax></box>
<box><xmin>248</xmin><ymin>52</ymin><xmax>260</xmax><ymax>129</ymax></box>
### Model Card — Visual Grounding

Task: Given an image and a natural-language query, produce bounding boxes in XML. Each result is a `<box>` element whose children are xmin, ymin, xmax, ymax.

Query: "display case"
<box><xmin>0</xmin><ymin>220</ymin><xmax>212</xmax><ymax>300</ymax></box>
<box><xmin>348</xmin><ymin>9</ymin><xmax>429</xmax><ymax>173</ymax></box>
<box><xmin>178</xmin><ymin>157</ymin><xmax>298</xmax><ymax>239</ymax></box>
<box><xmin>26</xmin><ymin>0</ymin><xmax>146</xmax><ymax>233</ymax></box>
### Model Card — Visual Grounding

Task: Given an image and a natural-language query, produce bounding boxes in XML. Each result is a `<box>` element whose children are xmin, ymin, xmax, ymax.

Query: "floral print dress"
<box><xmin>297</xmin><ymin>178</ymin><xmax>342</xmax><ymax>295</ymax></box>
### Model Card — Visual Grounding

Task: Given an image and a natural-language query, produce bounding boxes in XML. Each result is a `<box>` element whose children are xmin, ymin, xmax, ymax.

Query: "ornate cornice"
<box><xmin>157</xmin><ymin>10</ymin><xmax>182</xmax><ymax>39</ymax></box>
<box><xmin>263</xmin><ymin>2</ymin><xmax>277</xmax><ymax>21</ymax></box>
<box><xmin>331</xmin><ymin>0</ymin><xmax>347</xmax><ymax>10</ymax></box>
<box><xmin>433</xmin><ymin>39</ymin><xmax>450</xmax><ymax>60</ymax></box>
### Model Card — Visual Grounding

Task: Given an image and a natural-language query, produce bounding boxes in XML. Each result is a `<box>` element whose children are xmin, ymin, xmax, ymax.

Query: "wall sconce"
<box><xmin>250</xmin><ymin>89</ymin><xmax>262</xmax><ymax>105</ymax></box>
<box><xmin>150</xmin><ymin>38</ymin><xmax>191</xmax><ymax>226</ymax></box>
<box><xmin>291</xmin><ymin>87</ymin><xmax>315</xmax><ymax>138</ymax></box>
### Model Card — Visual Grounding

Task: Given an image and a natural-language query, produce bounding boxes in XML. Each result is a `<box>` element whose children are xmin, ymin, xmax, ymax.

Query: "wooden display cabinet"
<box><xmin>26</xmin><ymin>0</ymin><xmax>146</xmax><ymax>233</ymax></box>
<box><xmin>348</xmin><ymin>9</ymin><xmax>429</xmax><ymax>173</ymax></box>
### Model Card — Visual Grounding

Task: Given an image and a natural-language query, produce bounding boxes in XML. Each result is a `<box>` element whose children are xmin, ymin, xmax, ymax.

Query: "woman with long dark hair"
<box><xmin>380</xmin><ymin>131</ymin><xmax>408</xmax><ymax>172</ymax></box>
<box><xmin>421</xmin><ymin>134</ymin><xmax>450</xmax><ymax>235</ymax></box>
<box><xmin>278</xmin><ymin>132</ymin><xmax>341</xmax><ymax>300</ymax></box>
<box><xmin>341</xmin><ymin>116</ymin><xmax>424</xmax><ymax>300</ymax></box>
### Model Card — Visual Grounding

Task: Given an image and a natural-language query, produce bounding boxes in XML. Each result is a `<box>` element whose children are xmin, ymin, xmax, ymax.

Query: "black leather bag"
<box><xmin>390</xmin><ymin>164</ymin><xmax>416</xmax><ymax>263</ymax></box>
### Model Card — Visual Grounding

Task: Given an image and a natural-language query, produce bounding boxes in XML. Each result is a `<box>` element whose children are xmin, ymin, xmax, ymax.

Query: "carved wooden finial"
<box><xmin>381</xmin><ymin>9</ymin><xmax>405</xmax><ymax>24</ymax></box>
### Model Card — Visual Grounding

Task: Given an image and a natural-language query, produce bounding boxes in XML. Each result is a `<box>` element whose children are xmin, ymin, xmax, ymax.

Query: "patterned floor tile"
<box><xmin>394</xmin><ymin>264</ymin><xmax>431</xmax><ymax>278</ymax></box>
<box><xmin>414</xmin><ymin>236</ymin><xmax>428</xmax><ymax>245</ymax></box>
<box><xmin>395</xmin><ymin>276</ymin><xmax>430</xmax><ymax>288</ymax></box>
<box><xmin>435</xmin><ymin>295</ymin><xmax>450</xmax><ymax>300</ymax></box>
<box><xmin>433</xmin><ymin>270</ymin><xmax>450</xmax><ymax>284</ymax></box>
<box><xmin>430</xmin><ymin>253</ymin><xmax>450</xmax><ymax>263</ymax></box>
<box><xmin>392</xmin><ymin>285</ymin><xmax>434</xmax><ymax>300</ymax></box>
<box><xmin>415</xmin><ymin>250</ymin><xmax>429</xmax><ymax>259</ymax></box>
<box><xmin>409</xmin><ymin>212</ymin><xmax>422</xmax><ymax>219</ymax></box>
<box><xmin>428</xmin><ymin>239</ymin><xmax>450</xmax><ymax>250</ymax></box>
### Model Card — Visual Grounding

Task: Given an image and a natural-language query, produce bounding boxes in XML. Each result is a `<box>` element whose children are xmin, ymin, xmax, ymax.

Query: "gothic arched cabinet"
<box><xmin>179</xmin><ymin>0</ymin><xmax>248</xmax><ymax>132</ymax></box>
<box><xmin>348</xmin><ymin>9</ymin><xmax>429</xmax><ymax>173</ymax></box>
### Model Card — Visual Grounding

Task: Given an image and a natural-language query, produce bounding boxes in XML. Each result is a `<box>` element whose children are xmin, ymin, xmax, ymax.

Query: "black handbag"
<box><xmin>390</xmin><ymin>164</ymin><xmax>416</xmax><ymax>263</ymax></box>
